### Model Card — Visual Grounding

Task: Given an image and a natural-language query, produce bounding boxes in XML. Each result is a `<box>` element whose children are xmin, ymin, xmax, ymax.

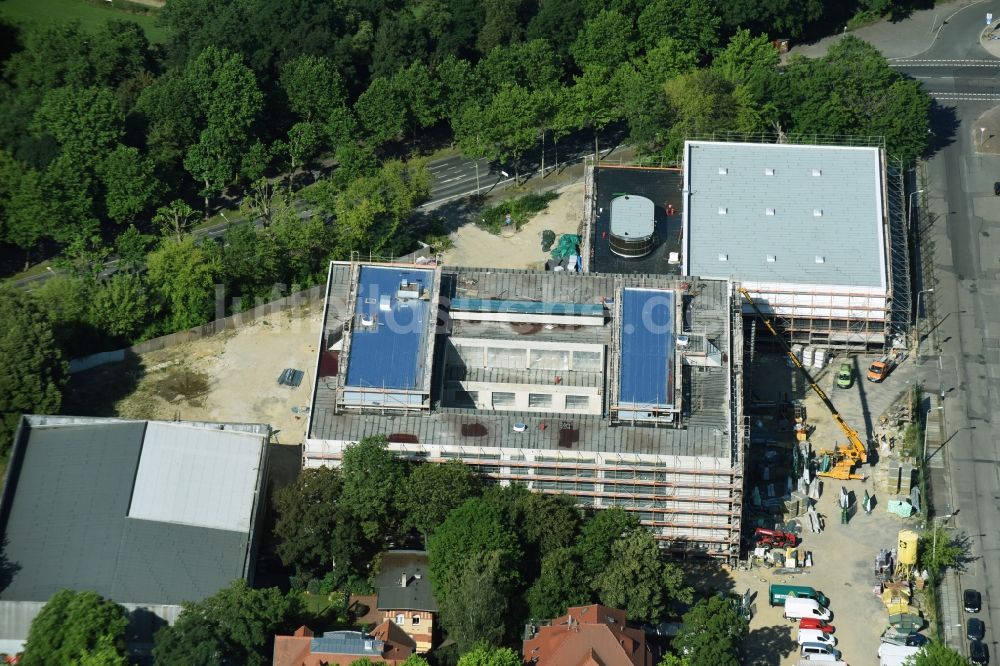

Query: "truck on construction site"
<box><xmin>755</xmin><ymin>527</ymin><xmax>798</xmax><ymax>548</ymax></box>
<box><xmin>867</xmin><ymin>350</ymin><xmax>906</xmax><ymax>383</ymax></box>
<box><xmin>769</xmin><ymin>584</ymin><xmax>830</xmax><ymax>608</ymax></box>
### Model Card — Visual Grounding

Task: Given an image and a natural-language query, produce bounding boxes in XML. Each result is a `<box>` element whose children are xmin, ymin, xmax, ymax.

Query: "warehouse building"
<box><xmin>583</xmin><ymin>140</ymin><xmax>908</xmax><ymax>349</ymax></box>
<box><xmin>305</xmin><ymin>261</ymin><xmax>746</xmax><ymax>557</ymax></box>
<box><xmin>0</xmin><ymin>416</ymin><xmax>271</xmax><ymax>654</ymax></box>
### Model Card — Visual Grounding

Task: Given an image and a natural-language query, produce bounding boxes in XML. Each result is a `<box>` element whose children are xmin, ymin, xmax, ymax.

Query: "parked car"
<box><xmin>969</xmin><ymin>618</ymin><xmax>987</xmax><ymax>641</ymax></box>
<box><xmin>801</xmin><ymin>641</ymin><xmax>840</xmax><ymax>659</ymax></box>
<box><xmin>799</xmin><ymin>617</ymin><xmax>834</xmax><ymax>633</ymax></box>
<box><xmin>797</xmin><ymin>629</ymin><xmax>837</xmax><ymax>647</ymax></box>
<box><xmin>965</xmin><ymin>589</ymin><xmax>983</xmax><ymax>613</ymax></box>
<box><xmin>906</xmin><ymin>633</ymin><xmax>929</xmax><ymax>647</ymax></box>
<box><xmin>994</xmin><ymin>181</ymin><xmax>1000</xmax><ymax>196</ymax></box>
<box><xmin>836</xmin><ymin>363</ymin><xmax>853</xmax><ymax>388</ymax></box>
<box><xmin>784</xmin><ymin>598</ymin><xmax>832</xmax><ymax>622</ymax></box>
<box><xmin>970</xmin><ymin>639</ymin><xmax>989</xmax><ymax>665</ymax></box>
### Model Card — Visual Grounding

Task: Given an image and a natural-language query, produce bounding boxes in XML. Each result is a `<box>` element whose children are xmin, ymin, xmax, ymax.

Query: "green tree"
<box><xmin>152</xmin><ymin>580</ymin><xmax>300</xmax><ymax>666</ymax></box>
<box><xmin>909</xmin><ymin>641</ymin><xmax>970</xmax><ymax>666</ymax></box>
<box><xmin>570</xmin><ymin>10</ymin><xmax>636</xmax><ymax>71</ymax></box>
<box><xmin>91</xmin><ymin>272</ymin><xmax>155</xmax><ymax>340</ymax></box>
<box><xmin>595</xmin><ymin>529</ymin><xmax>692</xmax><ymax>623</ymax></box>
<box><xmin>271</xmin><ymin>466</ymin><xmax>340</xmax><ymax>578</ymax></box>
<box><xmin>280</xmin><ymin>55</ymin><xmax>346</xmax><ymax>124</ymax></box>
<box><xmin>637</xmin><ymin>0</ymin><xmax>720</xmax><ymax>58</ymax></box>
<box><xmin>662</xmin><ymin>68</ymin><xmax>737</xmax><ymax>158</ymax></box>
<box><xmin>438</xmin><ymin>551</ymin><xmax>511</xmax><ymax>653</ymax></box>
<box><xmin>354</xmin><ymin>76</ymin><xmax>405</xmax><ymax>147</ymax></box>
<box><xmin>477</xmin><ymin>0</ymin><xmax>524</xmax><ymax>55</ymax></box>
<box><xmin>482</xmin><ymin>84</ymin><xmax>538</xmax><ymax>183</ymax></box>
<box><xmin>392</xmin><ymin>61</ymin><xmax>444</xmax><ymax>141</ymax></box>
<box><xmin>152</xmin><ymin>199</ymin><xmax>197</xmax><ymax>242</ymax></box>
<box><xmin>428</xmin><ymin>498</ymin><xmax>523</xmax><ymax>603</ymax></box>
<box><xmin>100</xmin><ymin>145</ymin><xmax>163</xmax><ymax>224</ymax></box>
<box><xmin>21</xmin><ymin>590</ymin><xmax>127</xmax><ymax>666</ymax></box>
<box><xmin>712</xmin><ymin>29</ymin><xmax>780</xmax><ymax>88</ymax></box>
<box><xmin>918</xmin><ymin>524</ymin><xmax>966</xmax><ymax>577</ymax></box>
<box><xmin>477</xmin><ymin>40</ymin><xmax>561</xmax><ymax>93</ymax></box>
<box><xmin>340</xmin><ymin>435</ymin><xmax>408</xmax><ymax>541</ymax></box>
<box><xmin>402</xmin><ymin>461</ymin><xmax>483</xmax><ymax>539</ymax></box>
<box><xmin>457</xmin><ymin>645</ymin><xmax>523</xmax><ymax>666</ymax></box>
<box><xmin>268</xmin><ymin>211</ymin><xmax>333</xmax><ymax>287</ymax></box>
<box><xmin>146</xmin><ymin>236</ymin><xmax>219</xmax><ymax>331</ymax></box>
<box><xmin>333</xmin><ymin>159</ymin><xmax>430</xmax><ymax>256</ymax></box>
<box><xmin>569</xmin><ymin>66</ymin><xmax>621</xmax><ymax>159</ymax></box>
<box><xmin>526</xmin><ymin>547</ymin><xmax>591</xmax><ymax>620</ymax></box>
<box><xmin>576</xmin><ymin>507</ymin><xmax>640</xmax><ymax>584</ymax></box>
<box><xmin>135</xmin><ymin>71</ymin><xmax>199</xmax><ymax>173</ymax></box>
<box><xmin>0</xmin><ymin>286</ymin><xmax>68</xmax><ymax>458</ymax></box>
<box><xmin>671</xmin><ymin>595</ymin><xmax>748</xmax><ymax>666</ymax></box>
<box><xmin>32</xmin><ymin>86</ymin><xmax>124</xmax><ymax>167</ymax></box>
<box><xmin>287</xmin><ymin>121</ymin><xmax>321</xmax><ymax>179</ymax></box>
<box><xmin>115</xmin><ymin>225</ymin><xmax>155</xmax><ymax>273</ymax></box>
<box><xmin>32</xmin><ymin>274</ymin><xmax>97</xmax><ymax>355</ymax></box>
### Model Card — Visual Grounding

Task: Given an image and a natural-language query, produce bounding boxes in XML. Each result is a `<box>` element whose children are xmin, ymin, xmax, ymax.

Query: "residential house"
<box><xmin>272</xmin><ymin>622</ymin><xmax>415</xmax><ymax>666</ymax></box>
<box><xmin>523</xmin><ymin>604</ymin><xmax>654</xmax><ymax>666</ymax></box>
<box><xmin>374</xmin><ymin>551</ymin><xmax>438</xmax><ymax>652</ymax></box>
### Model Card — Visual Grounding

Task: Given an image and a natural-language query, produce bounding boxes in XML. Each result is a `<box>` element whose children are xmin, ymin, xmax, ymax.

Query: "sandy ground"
<box><xmin>441</xmin><ymin>181</ymin><xmax>584</xmax><ymax>269</ymax></box>
<box><xmin>113</xmin><ymin>307</ymin><xmax>322</xmax><ymax>445</ymax></box>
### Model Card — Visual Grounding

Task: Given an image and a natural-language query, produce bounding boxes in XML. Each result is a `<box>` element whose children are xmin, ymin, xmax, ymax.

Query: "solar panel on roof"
<box><xmin>618</xmin><ymin>288</ymin><xmax>675</xmax><ymax>409</ymax></box>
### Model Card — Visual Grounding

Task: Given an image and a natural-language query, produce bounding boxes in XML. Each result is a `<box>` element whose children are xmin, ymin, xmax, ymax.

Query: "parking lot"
<box><xmin>734</xmin><ymin>352</ymin><xmax>929</xmax><ymax>665</ymax></box>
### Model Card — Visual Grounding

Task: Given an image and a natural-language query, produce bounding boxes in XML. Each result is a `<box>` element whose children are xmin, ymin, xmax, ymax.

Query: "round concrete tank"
<box><xmin>609</xmin><ymin>194</ymin><xmax>655</xmax><ymax>258</ymax></box>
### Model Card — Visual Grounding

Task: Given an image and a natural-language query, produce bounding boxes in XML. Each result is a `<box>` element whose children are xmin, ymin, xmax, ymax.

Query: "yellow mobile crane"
<box><xmin>738</xmin><ymin>287</ymin><xmax>868</xmax><ymax>480</ymax></box>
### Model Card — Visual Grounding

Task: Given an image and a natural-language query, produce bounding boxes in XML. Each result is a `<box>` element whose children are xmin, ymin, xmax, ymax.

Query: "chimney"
<box><xmin>401</xmin><ymin>572</ymin><xmax>408</xmax><ymax>587</ymax></box>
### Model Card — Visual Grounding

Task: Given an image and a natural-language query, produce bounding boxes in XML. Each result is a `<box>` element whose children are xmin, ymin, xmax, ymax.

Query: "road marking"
<box><xmin>892</xmin><ymin>59</ymin><xmax>1000</xmax><ymax>64</ymax></box>
<box><xmin>928</xmin><ymin>93</ymin><xmax>1000</xmax><ymax>101</ymax></box>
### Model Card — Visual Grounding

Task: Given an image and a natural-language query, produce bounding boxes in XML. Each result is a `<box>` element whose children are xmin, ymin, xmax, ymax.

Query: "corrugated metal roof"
<box><xmin>685</xmin><ymin>141</ymin><xmax>885</xmax><ymax>288</ymax></box>
<box><xmin>128</xmin><ymin>422</ymin><xmax>263</xmax><ymax>532</ymax></box>
<box><xmin>0</xmin><ymin>417</ymin><xmax>267</xmax><ymax>606</ymax></box>
<box><xmin>345</xmin><ymin>265</ymin><xmax>434</xmax><ymax>390</ymax></box>
<box><xmin>619</xmin><ymin>288</ymin><xmax>675</xmax><ymax>408</ymax></box>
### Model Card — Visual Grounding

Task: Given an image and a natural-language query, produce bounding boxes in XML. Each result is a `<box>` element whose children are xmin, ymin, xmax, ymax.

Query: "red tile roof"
<box><xmin>522</xmin><ymin>605</ymin><xmax>653</xmax><ymax>666</ymax></box>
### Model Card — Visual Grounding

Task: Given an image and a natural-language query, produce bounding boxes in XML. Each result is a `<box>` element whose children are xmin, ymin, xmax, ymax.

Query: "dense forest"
<box><xmin>0</xmin><ymin>0</ymin><xmax>934</xmax><ymax>446</ymax></box>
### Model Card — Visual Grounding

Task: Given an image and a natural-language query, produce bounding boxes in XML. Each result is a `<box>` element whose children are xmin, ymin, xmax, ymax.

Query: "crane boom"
<box><xmin>738</xmin><ymin>287</ymin><xmax>868</xmax><ymax>464</ymax></box>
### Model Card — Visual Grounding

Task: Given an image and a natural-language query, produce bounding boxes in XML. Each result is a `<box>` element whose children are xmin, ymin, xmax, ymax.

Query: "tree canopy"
<box><xmin>0</xmin><ymin>286</ymin><xmax>67</xmax><ymax>457</ymax></box>
<box><xmin>669</xmin><ymin>595</ymin><xmax>748</xmax><ymax>666</ymax></box>
<box><xmin>21</xmin><ymin>590</ymin><xmax>128</xmax><ymax>666</ymax></box>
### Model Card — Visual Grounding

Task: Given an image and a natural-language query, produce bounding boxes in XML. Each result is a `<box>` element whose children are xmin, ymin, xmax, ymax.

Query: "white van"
<box><xmin>801</xmin><ymin>642</ymin><xmax>841</xmax><ymax>659</ymax></box>
<box><xmin>878</xmin><ymin>642</ymin><xmax>920</xmax><ymax>666</ymax></box>
<box><xmin>798</xmin><ymin>629</ymin><xmax>838</xmax><ymax>646</ymax></box>
<box><xmin>784</xmin><ymin>597</ymin><xmax>833</xmax><ymax>622</ymax></box>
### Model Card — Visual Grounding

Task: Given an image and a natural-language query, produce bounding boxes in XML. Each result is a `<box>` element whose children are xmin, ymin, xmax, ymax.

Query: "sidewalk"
<box><xmin>789</xmin><ymin>0</ymin><xmax>986</xmax><ymax>59</ymax></box>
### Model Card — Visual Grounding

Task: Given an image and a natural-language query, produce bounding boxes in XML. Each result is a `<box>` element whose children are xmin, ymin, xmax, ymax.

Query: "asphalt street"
<box><xmin>899</xmin><ymin>0</ymin><xmax>1000</xmax><ymax>658</ymax></box>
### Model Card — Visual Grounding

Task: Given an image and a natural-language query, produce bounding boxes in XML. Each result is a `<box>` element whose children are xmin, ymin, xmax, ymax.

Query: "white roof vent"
<box><xmin>812</xmin><ymin>168</ymin><xmax>822</xmax><ymax>177</ymax></box>
<box><xmin>718</xmin><ymin>167</ymin><xmax>728</xmax><ymax>175</ymax></box>
<box><xmin>718</xmin><ymin>207</ymin><xmax>727</xmax><ymax>215</ymax></box>
<box><xmin>676</xmin><ymin>335</ymin><xmax>690</xmax><ymax>347</ymax></box>
<box><xmin>813</xmin><ymin>209</ymin><xmax>823</xmax><ymax>217</ymax></box>
<box><xmin>765</xmin><ymin>167</ymin><xmax>775</xmax><ymax>176</ymax></box>
<box><xmin>815</xmin><ymin>256</ymin><xmax>825</xmax><ymax>263</ymax></box>
<box><xmin>765</xmin><ymin>207</ymin><xmax>776</xmax><ymax>216</ymax></box>
<box><xmin>718</xmin><ymin>253</ymin><xmax>728</xmax><ymax>261</ymax></box>
<box><xmin>766</xmin><ymin>255</ymin><xmax>777</xmax><ymax>263</ymax></box>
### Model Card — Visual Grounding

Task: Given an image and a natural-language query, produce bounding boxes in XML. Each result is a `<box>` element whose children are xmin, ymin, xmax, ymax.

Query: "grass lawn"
<box><xmin>0</xmin><ymin>0</ymin><xmax>168</xmax><ymax>43</ymax></box>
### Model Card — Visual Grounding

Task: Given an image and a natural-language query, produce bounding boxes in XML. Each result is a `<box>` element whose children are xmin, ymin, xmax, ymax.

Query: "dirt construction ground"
<box><xmin>68</xmin><ymin>306</ymin><xmax>323</xmax><ymax>446</ymax></box>
<box><xmin>729</xmin><ymin>353</ymin><xmax>933</xmax><ymax>666</ymax></box>
<box><xmin>441</xmin><ymin>181</ymin><xmax>584</xmax><ymax>269</ymax></box>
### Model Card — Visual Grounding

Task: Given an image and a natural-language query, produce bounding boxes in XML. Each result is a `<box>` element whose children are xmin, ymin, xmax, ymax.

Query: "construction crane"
<box><xmin>738</xmin><ymin>287</ymin><xmax>868</xmax><ymax>480</ymax></box>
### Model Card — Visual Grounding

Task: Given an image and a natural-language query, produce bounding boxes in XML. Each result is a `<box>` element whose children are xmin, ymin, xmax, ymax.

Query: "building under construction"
<box><xmin>584</xmin><ymin>139</ymin><xmax>909</xmax><ymax>350</ymax></box>
<box><xmin>305</xmin><ymin>262</ymin><xmax>747</xmax><ymax>558</ymax></box>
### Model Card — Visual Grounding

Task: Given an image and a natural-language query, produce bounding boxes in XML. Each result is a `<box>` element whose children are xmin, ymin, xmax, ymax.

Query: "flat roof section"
<box><xmin>590</xmin><ymin>167</ymin><xmax>684</xmax><ymax>275</ymax></box>
<box><xmin>619</xmin><ymin>288</ymin><xmax>676</xmax><ymax>409</ymax></box>
<box><xmin>449</xmin><ymin>298</ymin><xmax>605</xmax><ymax>317</ymax></box>
<box><xmin>610</xmin><ymin>195</ymin><xmax>655</xmax><ymax>240</ymax></box>
<box><xmin>685</xmin><ymin>141</ymin><xmax>885</xmax><ymax>289</ymax></box>
<box><xmin>345</xmin><ymin>265</ymin><xmax>433</xmax><ymax>391</ymax></box>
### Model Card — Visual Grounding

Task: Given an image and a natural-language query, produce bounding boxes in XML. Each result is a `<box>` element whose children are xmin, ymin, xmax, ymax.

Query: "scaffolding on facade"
<box><xmin>886</xmin><ymin>157</ymin><xmax>911</xmax><ymax>346</ymax></box>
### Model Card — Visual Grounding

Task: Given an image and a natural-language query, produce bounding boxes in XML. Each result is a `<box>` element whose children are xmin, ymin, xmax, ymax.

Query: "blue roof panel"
<box><xmin>619</xmin><ymin>288</ymin><xmax>675</xmax><ymax>408</ymax></box>
<box><xmin>345</xmin><ymin>265</ymin><xmax>433</xmax><ymax>391</ymax></box>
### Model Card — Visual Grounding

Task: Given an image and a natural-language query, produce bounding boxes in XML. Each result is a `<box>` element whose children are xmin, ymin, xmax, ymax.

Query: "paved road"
<box><xmin>911</xmin><ymin>0</ymin><xmax>1000</xmax><ymax>658</ymax></box>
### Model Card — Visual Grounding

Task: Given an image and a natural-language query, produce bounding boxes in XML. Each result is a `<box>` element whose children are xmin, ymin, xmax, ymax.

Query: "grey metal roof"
<box><xmin>610</xmin><ymin>195</ymin><xmax>655</xmax><ymax>239</ymax></box>
<box><xmin>128</xmin><ymin>422</ymin><xmax>265</xmax><ymax>532</ymax></box>
<box><xmin>0</xmin><ymin>417</ymin><xmax>268</xmax><ymax>606</ymax></box>
<box><xmin>375</xmin><ymin>551</ymin><xmax>438</xmax><ymax>612</ymax></box>
<box><xmin>684</xmin><ymin>141</ymin><xmax>886</xmax><ymax>289</ymax></box>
